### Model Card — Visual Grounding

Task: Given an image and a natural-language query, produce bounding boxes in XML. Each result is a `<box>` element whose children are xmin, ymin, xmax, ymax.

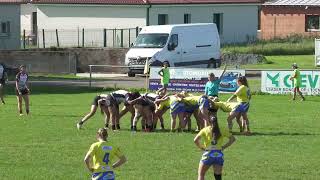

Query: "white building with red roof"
<box><xmin>1</xmin><ymin>0</ymin><xmax>263</xmax><ymax>49</ymax></box>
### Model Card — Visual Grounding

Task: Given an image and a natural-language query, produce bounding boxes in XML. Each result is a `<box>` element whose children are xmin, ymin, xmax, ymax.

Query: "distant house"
<box><xmin>0</xmin><ymin>0</ymin><xmax>21</xmax><ymax>50</ymax></box>
<box><xmin>261</xmin><ymin>0</ymin><xmax>320</xmax><ymax>39</ymax></box>
<box><xmin>19</xmin><ymin>0</ymin><xmax>262</xmax><ymax>46</ymax></box>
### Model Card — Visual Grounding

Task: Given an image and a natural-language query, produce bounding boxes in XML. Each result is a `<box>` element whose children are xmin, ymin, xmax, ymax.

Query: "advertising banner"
<box><xmin>261</xmin><ymin>71</ymin><xmax>320</xmax><ymax>95</ymax></box>
<box><xmin>149</xmin><ymin>67</ymin><xmax>245</xmax><ymax>92</ymax></box>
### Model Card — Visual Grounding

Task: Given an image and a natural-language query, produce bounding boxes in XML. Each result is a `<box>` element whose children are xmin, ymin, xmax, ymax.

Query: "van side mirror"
<box><xmin>130</xmin><ymin>43</ymin><xmax>134</xmax><ymax>47</ymax></box>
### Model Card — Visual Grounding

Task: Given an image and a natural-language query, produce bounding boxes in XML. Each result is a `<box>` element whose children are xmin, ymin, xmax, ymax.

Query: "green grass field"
<box><xmin>1</xmin><ymin>85</ymin><xmax>319</xmax><ymax>180</ymax></box>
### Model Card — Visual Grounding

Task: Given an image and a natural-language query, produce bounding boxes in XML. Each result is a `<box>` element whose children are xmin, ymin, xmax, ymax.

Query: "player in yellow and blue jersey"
<box><xmin>84</xmin><ymin>128</ymin><xmax>127</xmax><ymax>180</ymax></box>
<box><xmin>194</xmin><ymin>116</ymin><xmax>236</xmax><ymax>180</ymax></box>
<box><xmin>227</xmin><ymin>76</ymin><xmax>251</xmax><ymax>135</ymax></box>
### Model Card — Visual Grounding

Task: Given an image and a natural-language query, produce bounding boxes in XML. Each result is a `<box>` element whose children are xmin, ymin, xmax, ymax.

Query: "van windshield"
<box><xmin>133</xmin><ymin>33</ymin><xmax>169</xmax><ymax>48</ymax></box>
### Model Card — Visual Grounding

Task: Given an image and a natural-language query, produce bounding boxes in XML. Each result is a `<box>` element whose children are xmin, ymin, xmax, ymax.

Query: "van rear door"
<box><xmin>180</xmin><ymin>26</ymin><xmax>216</xmax><ymax>68</ymax></box>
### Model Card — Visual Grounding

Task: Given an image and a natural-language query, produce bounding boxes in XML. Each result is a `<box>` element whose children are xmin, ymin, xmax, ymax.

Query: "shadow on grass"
<box><xmin>250</xmin><ymin>132</ymin><xmax>318</xmax><ymax>136</ymax></box>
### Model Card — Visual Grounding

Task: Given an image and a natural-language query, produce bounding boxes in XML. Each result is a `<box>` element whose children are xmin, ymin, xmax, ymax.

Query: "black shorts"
<box><xmin>92</xmin><ymin>95</ymin><xmax>102</xmax><ymax>106</ymax></box>
<box><xmin>105</xmin><ymin>95</ymin><xmax>119</xmax><ymax>108</ymax></box>
<box><xmin>16</xmin><ymin>88</ymin><xmax>29</xmax><ymax>96</ymax></box>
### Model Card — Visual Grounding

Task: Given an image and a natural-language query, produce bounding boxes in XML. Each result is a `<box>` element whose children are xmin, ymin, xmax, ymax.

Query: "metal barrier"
<box><xmin>88</xmin><ymin>65</ymin><xmax>130</xmax><ymax>87</ymax></box>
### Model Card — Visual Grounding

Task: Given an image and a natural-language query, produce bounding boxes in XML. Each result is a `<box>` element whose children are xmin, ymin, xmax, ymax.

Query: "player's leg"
<box><xmin>242</xmin><ymin>112</ymin><xmax>251</xmax><ymax>135</ymax></box>
<box><xmin>170</xmin><ymin>113</ymin><xmax>177</xmax><ymax>132</ymax></box>
<box><xmin>194</xmin><ymin>110</ymin><xmax>204</xmax><ymax>131</ymax></box>
<box><xmin>212</xmin><ymin>165</ymin><xmax>223</xmax><ymax>180</ymax></box>
<box><xmin>0</xmin><ymin>83</ymin><xmax>5</xmax><ymax>104</ymax></box>
<box><xmin>296</xmin><ymin>87</ymin><xmax>305</xmax><ymax>101</ymax></box>
<box><xmin>101</xmin><ymin>105</ymin><xmax>110</xmax><ymax>128</ymax></box>
<box><xmin>227</xmin><ymin>111</ymin><xmax>239</xmax><ymax>132</ymax></box>
<box><xmin>177</xmin><ymin>112</ymin><xmax>185</xmax><ymax>132</ymax></box>
<box><xmin>132</xmin><ymin>105</ymin><xmax>142</xmax><ymax>131</ymax></box>
<box><xmin>108</xmin><ymin>105</ymin><xmax>118</xmax><ymax>131</ymax></box>
<box><xmin>198</xmin><ymin>162</ymin><xmax>211</xmax><ymax>180</ymax></box>
<box><xmin>236</xmin><ymin>113</ymin><xmax>243</xmax><ymax>132</ymax></box>
<box><xmin>77</xmin><ymin>105</ymin><xmax>98</xmax><ymax>129</ymax></box>
<box><xmin>115</xmin><ymin>105</ymin><xmax>120</xmax><ymax>130</ymax></box>
<box><xmin>17</xmin><ymin>95</ymin><xmax>23</xmax><ymax>115</ymax></box>
<box><xmin>22</xmin><ymin>94</ymin><xmax>30</xmax><ymax>115</ymax></box>
<box><xmin>292</xmin><ymin>87</ymin><xmax>297</xmax><ymax>100</ymax></box>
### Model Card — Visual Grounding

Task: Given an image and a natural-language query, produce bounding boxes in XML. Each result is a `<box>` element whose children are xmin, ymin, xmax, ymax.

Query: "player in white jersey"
<box><xmin>0</xmin><ymin>63</ymin><xmax>8</xmax><ymax>104</ymax></box>
<box><xmin>15</xmin><ymin>65</ymin><xmax>30</xmax><ymax>115</ymax></box>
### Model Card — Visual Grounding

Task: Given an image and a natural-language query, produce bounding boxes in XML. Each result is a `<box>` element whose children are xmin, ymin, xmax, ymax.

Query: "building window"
<box><xmin>213</xmin><ymin>13</ymin><xmax>223</xmax><ymax>34</ymax></box>
<box><xmin>158</xmin><ymin>14</ymin><xmax>168</xmax><ymax>25</ymax></box>
<box><xmin>306</xmin><ymin>15</ymin><xmax>320</xmax><ymax>31</ymax></box>
<box><xmin>0</xmin><ymin>21</ymin><xmax>10</xmax><ymax>36</ymax></box>
<box><xmin>184</xmin><ymin>14</ymin><xmax>191</xmax><ymax>24</ymax></box>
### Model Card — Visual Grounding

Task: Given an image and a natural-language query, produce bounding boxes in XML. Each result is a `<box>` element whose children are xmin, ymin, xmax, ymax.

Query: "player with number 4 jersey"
<box><xmin>84</xmin><ymin>128</ymin><xmax>127</xmax><ymax>180</ymax></box>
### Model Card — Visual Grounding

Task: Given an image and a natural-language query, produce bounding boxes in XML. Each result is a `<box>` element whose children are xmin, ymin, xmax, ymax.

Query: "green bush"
<box><xmin>222</xmin><ymin>35</ymin><xmax>317</xmax><ymax>56</ymax></box>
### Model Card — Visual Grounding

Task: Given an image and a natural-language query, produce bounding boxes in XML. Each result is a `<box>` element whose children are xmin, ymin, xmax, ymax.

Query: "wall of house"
<box><xmin>149</xmin><ymin>4</ymin><xmax>259</xmax><ymax>43</ymax></box>
<box><xmin>34</xmin><ymin>4</ymin><xmax>146</xmax><ymax>47</ymax></box>
<box><xmin>0</xmin><ymin>4</ymin><xmax>21</xmax><ymax>50</ymax></box>
<box><xmin>20</xmin><ymin>4</ymin><xmax>37</xmax><ymax>32</ymax></box>
<box><xmin>261</xmin><ymin>6</ymin><xmax>320</xmax><ymax>39</ymax></box>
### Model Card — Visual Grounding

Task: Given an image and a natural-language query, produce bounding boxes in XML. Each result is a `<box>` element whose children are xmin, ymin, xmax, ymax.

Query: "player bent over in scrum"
<box><xmin>84</xmin><ymin>128</ymin><xmax>127</xmax><ymax>180</ymax></box>
<box><xmin>194</xmin><ymin>116</ymin><xmax>235</xmax><ymax>180</ymax></box>
<box><xmin>209</xmin><ymin>98</ymin><xmax>243</xmax><ymax>133</ymax></box>
<box><xmin>77</xmin><ymin>94</ymin><xmax>109</xmax><ymax>130</ymax></box>
<box><xmin>129</xmin><ymin>93</ymin><xmax>156</xmax><ymax>132</ymax></box>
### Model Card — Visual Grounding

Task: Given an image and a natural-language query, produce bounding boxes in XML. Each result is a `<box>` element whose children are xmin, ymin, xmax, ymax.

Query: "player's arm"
<box><xmin>222</xmin><ymin>135</ymin><xmax>236</xmax><ymax>151</ymax></box>
<box><xmin>112</xmin><ymin>148</ymin><xmax>127</xmax><ymax>169</ymax></box>
<box><xmin>158</xmin><ymin>68</ymin><xmax>163</xmax><ymax>77</ymax></box>
<box><xmin>219</xmin><ymin>64</ymin><xmax>227</xmax><ymax>79</ymax></box>
<box><xmin>127</xmin><ymin>96</ymin><xmax>143</xmax><ymax>105</ymax></box>
<box><xmin>290</xmin><ymin>70</ymin><xmax>297</xmax><ymax>80</ymax></box>
<box><xmin>112</xmin><ymin>155</ymin><xmax>127</xmax><ymax>169</ymax></box>
<box><xmin>193</xmin><ymin>133</ymin><xmax>205</xmax><ymax>151</ymax></box>
<box><xmin>84</xmin><ymin>152</ymin><xmax>94</xmax><ymax>173</ymax></box>
<box><xmin>154</xmin><ymin>96</ymin><xmax>169</xmax><ymax>103</ymax></box>
<box><xmin>15</xmin><ymin>75</ymin><xmax>21</xmax><ymax>95</ymax></box>
<box><xmin>227</xmin><ymin>94</ymin><xmax>236</xmax><ymax>102</ymax></box>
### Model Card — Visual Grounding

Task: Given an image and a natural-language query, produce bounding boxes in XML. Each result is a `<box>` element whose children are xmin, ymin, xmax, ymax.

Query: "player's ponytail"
<box><xmin>210</xmin><ymin>116</ymin><xmax>221</xmax><ymax>143</ymax></box>
<box><xmin>237</xmin><ymin>76</ymin><xmax>249</xmax><ymax>88</ymax></box>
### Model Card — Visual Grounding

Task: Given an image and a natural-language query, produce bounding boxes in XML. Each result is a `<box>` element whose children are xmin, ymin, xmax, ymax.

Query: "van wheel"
<box><xmin>128</xmin><ymin>72</ymin><xmax>136</xmax><ymax>77</ymax></box>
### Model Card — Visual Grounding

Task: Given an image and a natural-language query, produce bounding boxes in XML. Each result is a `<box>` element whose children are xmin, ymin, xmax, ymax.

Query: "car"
<box><xmin>219</xmin><ymin>72</ymin><xmax>242</xmax><ymax>92</ymax></box>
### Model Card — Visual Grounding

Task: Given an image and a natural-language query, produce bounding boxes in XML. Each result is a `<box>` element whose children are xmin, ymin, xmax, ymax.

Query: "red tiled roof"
<box><xmin>149</xmin><ymin>0</ymin><xmax>263</xmax><ymax>4</ymax></box>
<box><xmin>1</xmin><ymin>0</ymin><xmax>262</xmax><ymax>5</ymax></box>
<box><xmin>30</xmin><ymin>0</ymin><xmax>147</xmax><ymax>4</ymax></box>
<box><xmin>0</xmin><ymin>0</ymin><xmax>25</xmax><ymax>4</ymax></box>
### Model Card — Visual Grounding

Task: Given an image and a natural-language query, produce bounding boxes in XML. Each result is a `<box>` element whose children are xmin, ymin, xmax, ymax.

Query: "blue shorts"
<box><xmin>92</xmin><ymin>171</ymin><xmax>115</xmax><ymax>180</ymax></box>
<box><xmin>198</xmin><ymin>96</ymin><xmax>210</xmax><ymax>110</ymax></box>
<box><xmin>170</xmin><ymin>101</ymin><xmax>185</xmax><ymax>115</ymax></box>
<box><xmin>201</xmin><ymin>150</ymin><xmax>224</xmax><ymax>166</ymax></box>
<box><xmin>185</xmin><ymin>104</ymin><xmax>199</xmax><ymax>113</ymax></box>
<box><xmin>235</xmin><ymin>102</ymin><xmax>250</xmax><ymax>113</ymax></box>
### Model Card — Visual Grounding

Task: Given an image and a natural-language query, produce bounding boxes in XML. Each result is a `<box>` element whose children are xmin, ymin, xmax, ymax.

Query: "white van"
<box><xmin>125</xmin><ymin>23</ymin><xmax>221</xmax><ymax>77</ymax></box>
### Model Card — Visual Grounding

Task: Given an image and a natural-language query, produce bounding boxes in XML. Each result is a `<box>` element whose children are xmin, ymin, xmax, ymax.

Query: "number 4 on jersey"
<box><xmin>103</xmin><ymin>153</ymin><xmax>110</xmax><ymax>164</ymax></box>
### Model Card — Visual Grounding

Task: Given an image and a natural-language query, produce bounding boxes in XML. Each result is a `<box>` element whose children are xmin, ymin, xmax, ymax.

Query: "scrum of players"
<box><xmin>76</xmin><ymin>76</ymin><xmax>251</xmax><ymax>135</ymax></box>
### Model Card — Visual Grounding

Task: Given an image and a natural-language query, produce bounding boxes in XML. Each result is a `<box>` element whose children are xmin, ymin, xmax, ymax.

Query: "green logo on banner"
<box><xmin>267</xmin><ymin>73</ymin><xmax>280</xmax><ymax>87</ymax></box>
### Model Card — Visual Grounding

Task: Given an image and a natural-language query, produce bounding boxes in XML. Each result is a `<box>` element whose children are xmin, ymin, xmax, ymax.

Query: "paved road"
<box><xmin>8</xmin><ymin>75</ymin><xmax>146</xmax><ymax>89</ymax></box>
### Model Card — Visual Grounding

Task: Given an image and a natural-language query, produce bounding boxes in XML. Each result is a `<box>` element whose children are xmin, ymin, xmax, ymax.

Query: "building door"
<box><xmin>31</xmin><ymin>12</ymin><xmax>37</xmax><ymax>45</ymax></box>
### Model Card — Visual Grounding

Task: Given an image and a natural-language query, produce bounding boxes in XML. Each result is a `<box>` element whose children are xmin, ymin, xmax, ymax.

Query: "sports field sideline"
<box><xmin>0</xmin><ymin>85</ymin><xmax>319</xmax><ymax>180</ymax></box>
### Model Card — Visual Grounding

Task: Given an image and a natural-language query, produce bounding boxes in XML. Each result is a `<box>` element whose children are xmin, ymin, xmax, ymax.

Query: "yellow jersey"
<box><xmin>85</xmin><ymin>141</ymin><xmax>123</xmax><ymax>173</ymax></box>
<box><xmin>234</xmin><ymin>85</ymin><xmax>250</xmax><ymax>103</ymax></box>
<box><xmin>182</xmin><ymin>96</ymin><xmax>201</xmax><ymax>106</ymax></box>
<box><xmin>197</xmin><ymin>126</ymin><xmax>231</xmax><ymax>150</ymax></box>
<box><xmin>157</xmin><ymin>96</ymin><xmax>178</xmax><ymax>110</ymax></box>
<box><xmin>213</xmin><ymin>101</ymin><xmax>240</xmax><ymax>112</ymax></box>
